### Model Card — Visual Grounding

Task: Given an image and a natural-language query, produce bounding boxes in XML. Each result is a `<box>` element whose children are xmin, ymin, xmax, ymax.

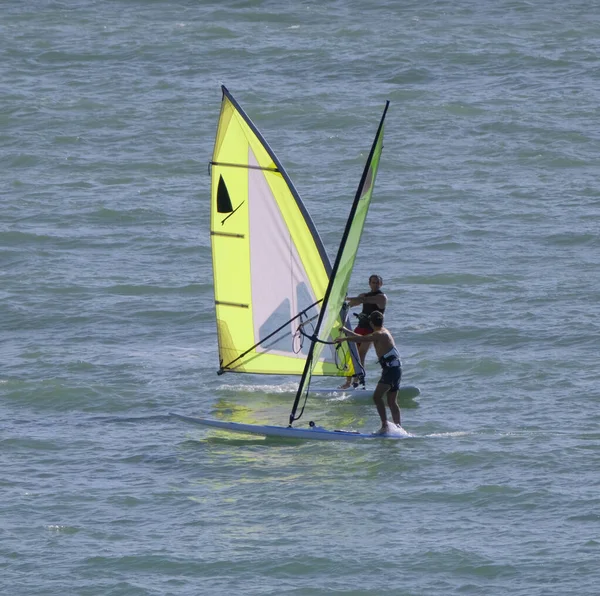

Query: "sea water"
<box><xmin>2</xmin><ymin>1</ymin><xmax>600</xmax><ymax>594</ymax></box>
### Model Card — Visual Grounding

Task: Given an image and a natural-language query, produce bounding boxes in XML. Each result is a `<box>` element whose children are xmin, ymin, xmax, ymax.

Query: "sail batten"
<box><xmin>215</xmin><ymin>301</ymin><xmax>249</xmax><ymax>308</ymax></box>
<box><xmin>210</xmin><ymin>86</ymin><xmax>358</xmax><ymax>377</ymax></box>
<box><xmin>211</xmin><ymin>161</ymin><xmax>280</xmax><ymax>173</ymax></box>
<box><xmin>211</xmin><ymin>232</ymin><xmax>245</xmax><ymax>239</ymax></box>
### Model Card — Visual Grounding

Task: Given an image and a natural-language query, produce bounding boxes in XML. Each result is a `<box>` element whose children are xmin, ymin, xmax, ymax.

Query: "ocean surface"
<box><xmin>2</xmin><ymin>1</ymin><xmax>600</xmax><ymax>594</ymax></box>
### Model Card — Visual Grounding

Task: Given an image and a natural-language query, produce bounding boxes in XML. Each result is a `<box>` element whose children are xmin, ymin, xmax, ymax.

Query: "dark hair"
<box><xmin>369</xmin><ymin>310</ymin><xmax>384</xmax><ymax>327</ymax></box>
<box><xmin>369</xmin><ymin>274</ymin><xmax>383</xmax><ymax>284</ymax></box>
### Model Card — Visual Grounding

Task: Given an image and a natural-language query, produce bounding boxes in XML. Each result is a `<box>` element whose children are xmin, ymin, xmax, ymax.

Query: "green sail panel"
<box><xmin>291</xmin><ymin>101</ymin><xmax>389</xmax><ymax>419</ymax></box>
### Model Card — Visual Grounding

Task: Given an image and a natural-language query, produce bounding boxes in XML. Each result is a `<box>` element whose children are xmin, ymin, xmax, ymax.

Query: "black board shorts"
<box><xmin>378</xmin><ymin>366</ymin><xmax>402</xmax><ymax>392</ymax></box>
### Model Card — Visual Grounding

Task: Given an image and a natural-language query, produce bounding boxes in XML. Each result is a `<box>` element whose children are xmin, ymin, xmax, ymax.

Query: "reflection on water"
<box><xmin>211</xmin><ymin>381</ymin><xmax>421</xmax><ymax>434</ymax></box>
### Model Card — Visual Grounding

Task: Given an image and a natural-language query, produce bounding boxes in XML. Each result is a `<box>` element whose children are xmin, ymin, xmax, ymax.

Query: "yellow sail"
<box><xmin>210</xmin><ymin>86</ymin><xmax>357</xmax><ymax>377</ymax></box>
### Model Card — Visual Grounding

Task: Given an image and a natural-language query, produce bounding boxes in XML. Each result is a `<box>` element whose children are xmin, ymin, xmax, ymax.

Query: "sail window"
<box><xmin>257</xmin><ymin>299</ymin><xmax>293</xmax><ymax>353</ymax></box>
<box><xmin>217</xmin><ymin>176</ymin><xmax>233</xmax><ymax>213</ymax></box>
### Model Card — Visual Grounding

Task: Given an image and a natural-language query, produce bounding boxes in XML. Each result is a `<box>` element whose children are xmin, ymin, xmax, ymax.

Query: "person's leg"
<box><xmin>350</xmin><ymin>341</ymin><xmax>370</xmax><ymax>387</ymax></box>
<box><xmin>373</xmin><ymin>382</ymin><xmax>390</xmax><ymax>433</ymax></box>
<box><xmin>338</xmin><ymin>339</ymin><xmax>363</xmax><ymax>388</ymax></box>
<box><xmin>340</xmin><ymin>336</ymin><xmax>370</xmax><ymax>389</ymax></box>
<box><xmin>387</xmin><ymin>390</ymin><xmax>401</xmax><ymax>426</ymax></box>
<box><xmin>358</xmin><ymin>341</ymin><xmax>370</xmax><ymax>367</ymax></box>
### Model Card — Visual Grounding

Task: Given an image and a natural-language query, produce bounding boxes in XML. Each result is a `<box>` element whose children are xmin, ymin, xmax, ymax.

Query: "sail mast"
<box><xmin>289</xmin><ymin>100</ymin><xmax>390</xmax><ymax>425</ymax></box>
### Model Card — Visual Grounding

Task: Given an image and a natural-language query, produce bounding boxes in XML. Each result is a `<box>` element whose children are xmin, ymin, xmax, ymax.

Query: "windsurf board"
<box><xmin>170</xmin><ymin>413</ymin><xmax>411</xmax><ymax>441</ymax></box>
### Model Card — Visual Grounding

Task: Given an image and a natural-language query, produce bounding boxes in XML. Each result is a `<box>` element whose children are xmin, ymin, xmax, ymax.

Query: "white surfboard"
<box><xmin>170</xmin><ymin>413</ymin><xmax>411</xmax><ymax>441</ymax></box>
<box><xmin>310</xmin><ymin>385</ymin><xmax>421</xmax><ymax>399</ymax></box>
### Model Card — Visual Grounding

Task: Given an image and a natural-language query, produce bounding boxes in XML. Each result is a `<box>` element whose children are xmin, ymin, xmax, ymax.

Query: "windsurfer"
<box><xmin>338</xmin><ymin>274</ymin><xmax>387</xmax><ymax>389</ymax></box>
<box><xmin>334</xmin><ymin>310</ymin><xmax>402</xmax><ymax>434</ymax></box>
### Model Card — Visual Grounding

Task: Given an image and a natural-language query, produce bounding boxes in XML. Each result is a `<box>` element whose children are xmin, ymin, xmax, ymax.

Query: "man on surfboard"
<box><xmin>334</xmin><ymin>310</ymin><xmax>402</xmax><ymax>434</ymax></box>
<box><xmin>338</xmin><ymin>274</ymin><xmax>388</xmax><ymax>389</ymax></box>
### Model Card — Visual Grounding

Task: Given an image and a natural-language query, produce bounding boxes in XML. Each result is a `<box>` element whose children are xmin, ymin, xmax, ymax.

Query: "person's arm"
<box><xmin>340</xmin><ymin>326</ymin><xmax>361</xmax><ymax>338</ymax></box>
<box><xmin>335</xmin><ymin>329</ymin><xmax>377</xmax><ymax>344</ymax></box>
<box><xmin>347</xmin><ymin>293</ymin><xmax>387</xmax><ymax>309</ymax></box>
<box><xmin>346</xmin><ymin>293</ymin><xmax>364</xmax><ymax>307</ymax></box>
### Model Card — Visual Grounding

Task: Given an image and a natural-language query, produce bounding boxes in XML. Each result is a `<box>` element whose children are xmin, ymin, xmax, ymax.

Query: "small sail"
<box><xmin>290</xmin><ymin>101</ymin><xmax>390</xmax><ymax>423</ymax></box>
<box><xmin>210</xmin><ymin>86</ymin><xmax>358</xmax><ymax>377</ymax></box>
